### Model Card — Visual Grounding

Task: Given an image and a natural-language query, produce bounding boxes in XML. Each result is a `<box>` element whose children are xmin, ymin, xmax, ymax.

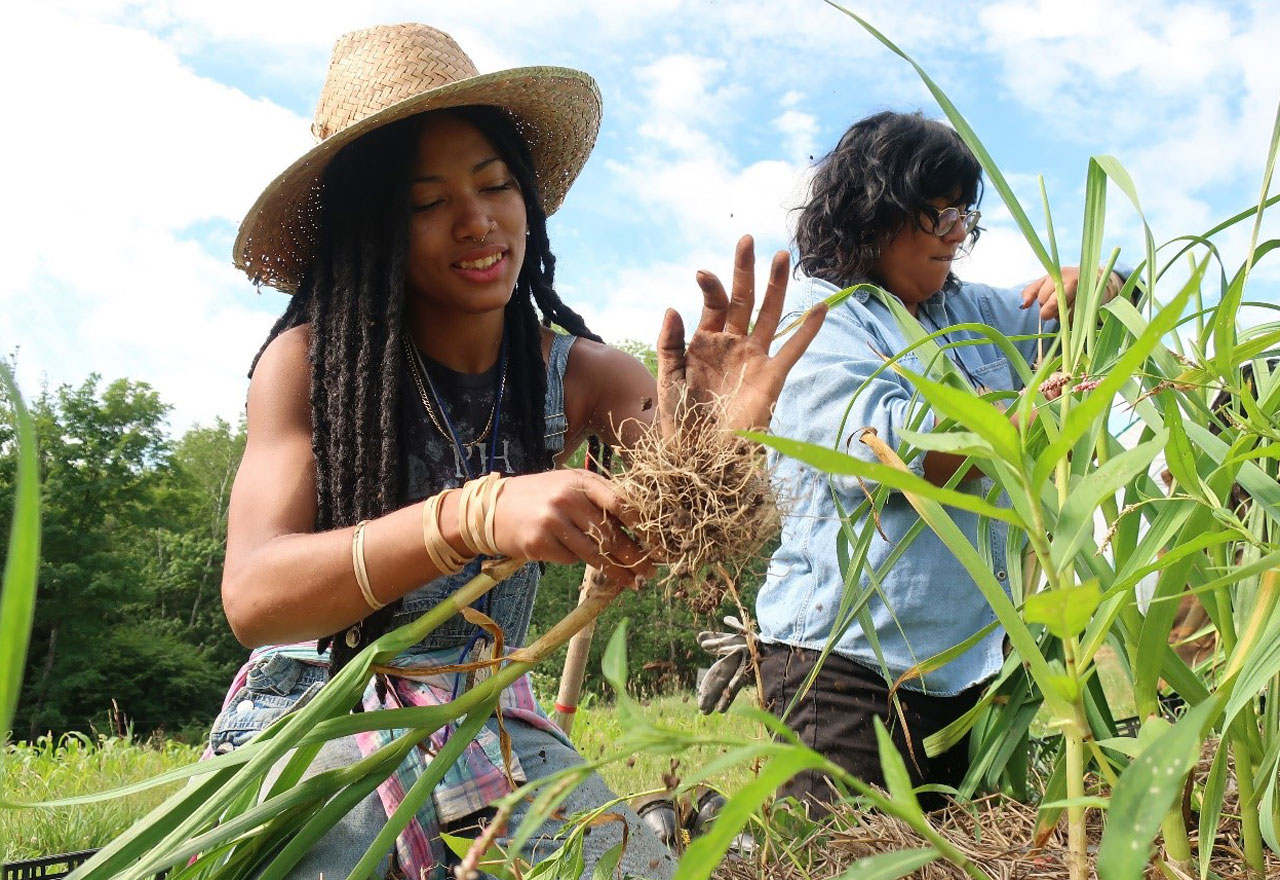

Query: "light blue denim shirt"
<box><xmin>759</xmin><ymin>274</ymin><xmax>1051</xmax><ymax>695</ymax></box>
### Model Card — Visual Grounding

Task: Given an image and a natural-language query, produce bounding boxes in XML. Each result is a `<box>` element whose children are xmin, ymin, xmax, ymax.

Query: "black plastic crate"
<box><xmin>3</xmin><ymin>850</ymin><xmax>99</xmax><ymax>880</ymax></box>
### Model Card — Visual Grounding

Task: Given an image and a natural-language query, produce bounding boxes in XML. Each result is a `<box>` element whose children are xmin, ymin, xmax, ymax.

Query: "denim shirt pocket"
<box><xmin>208</xmin><ymin>655</ymin><xmax>327</xmax><ymax>754</ymax></box>
<box><xmin>969</xmin><ymin>357</ymin><xmax>1017</xmax><ymax>394</ymax></box>
<box><xmin>772</xmin><ymin>470</ymin><xmax>816</xmax><ymax>575</ymax></box>
<box><xmin>760</xmin><ymin>470</ymin><xmax>818</xmax><ymax>644</ymax></box>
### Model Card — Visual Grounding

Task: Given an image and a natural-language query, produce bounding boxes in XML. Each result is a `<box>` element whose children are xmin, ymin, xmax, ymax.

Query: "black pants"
<box><xmin>759</xmin><ymin>643</ymin><xmax>983</xmax><ymax>814</ymax></box>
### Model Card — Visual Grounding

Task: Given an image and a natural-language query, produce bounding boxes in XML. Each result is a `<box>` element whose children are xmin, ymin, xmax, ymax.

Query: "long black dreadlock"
<box><xmin>249</xmin><ymin>105</ymin><xmax>601</xmax><ymax>676</ymax></box>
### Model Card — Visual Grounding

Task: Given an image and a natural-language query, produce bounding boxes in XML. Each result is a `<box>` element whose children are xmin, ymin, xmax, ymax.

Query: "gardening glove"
<box><xmin>697</xmin><ymin>616</ymin><xmax>753</xmax><ymax>714</ymax></box>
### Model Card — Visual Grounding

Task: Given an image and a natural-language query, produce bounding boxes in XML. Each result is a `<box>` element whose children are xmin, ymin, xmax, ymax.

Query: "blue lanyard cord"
<box><xmin>405</xmin><ymin>333</ymin><xmax>510</xmax><ymax>739</ymax></box>
<box><xmin>442</xmin><ymin>557</ymin><xmax>496</xmax><ymax>741</ymax></box>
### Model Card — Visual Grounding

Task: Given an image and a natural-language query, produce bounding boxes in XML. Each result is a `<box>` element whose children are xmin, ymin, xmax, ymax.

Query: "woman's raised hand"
<box><xmin>490</xmin><ymin>469</ymin><xmax>654</xmax><ymax>587</ymax></box>
<box><xmin>1020</xmin><ymin>266</ymin><xmax>1121</xmax><ymax>321</ymax></box>
<box><xmin>656</xmin><ymin>235</ymin><xmax>826</xmax><ymax>435</ymax></box>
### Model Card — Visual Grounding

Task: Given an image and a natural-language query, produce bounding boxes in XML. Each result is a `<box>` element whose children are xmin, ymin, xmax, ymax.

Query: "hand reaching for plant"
<box><xmin>655</xmin><ymin>235</ymin><xmax>827</xmax><ymax>435</ymax></box>
<box><xmin>1020</xmin><ymin>266</ymin><xmax>1123</xmax><ymax>321</ymax></box>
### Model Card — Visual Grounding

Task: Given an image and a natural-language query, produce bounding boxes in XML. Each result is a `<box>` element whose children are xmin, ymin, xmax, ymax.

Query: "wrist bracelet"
<box><xmin>422</xmin><ymin>490</ymin><xmax>468</xmax><ymax>574</ymax></box>
<box><xmin>455</xmin><ymin>472</ymin><xmax>506</xmax><ymax>557</ymax></box>
<box><xmin>351</xmin><ymin>520</ymin><xmax>385</xmax><ymax>611</ymax></box>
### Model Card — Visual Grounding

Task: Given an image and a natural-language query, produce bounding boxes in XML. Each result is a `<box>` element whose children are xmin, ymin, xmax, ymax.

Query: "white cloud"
<box><xmin>567</xmin><ymin>245</ymin><xmax>806</xmax><ymax>354</ymax></box>
<box><xmin>955</xmin><ymin>226</ymin><xmax>1049</xmax><ymax>289</ymax></box>
<box><xmin>979</xmin><ymin>0</ymin><xmax>1237</xmax><ymax>99</ymax></box>
<box><xmin>977</xmin><ymin>1</ymin><xmax>1278</xmax><ymax>186</ymax></box>
<box><xmin>7</xmin><ymin>0</ymin><xmax>1276</xmax><ymax>434</ymax></box>
<box><xmin>2</xmin><ymin>6</ymin><xmax>304</xmax><ymax>430</ymax></box>
<box><xmin>774</xmin><ymin>109</ymin><xmax>819</xmax><ymax>163</ymax></box>
<box><xmin>598</xmin><ymin>49</ymin><xmax>811</xmax><ymax>274</ymax></box>
<box><xmin>636</xmin><ymin>55</ymin><xmax>740</xmax><ymax>123</ymax></box>
<box><xmin>566</xmin><ymin>259</ymin><xmax>703</xmax><ymax>351</ymax></box>
<box><xmin>606</xmin><ymin>155</ymin><xmax>805</xmax><ymax>256</ymax></box>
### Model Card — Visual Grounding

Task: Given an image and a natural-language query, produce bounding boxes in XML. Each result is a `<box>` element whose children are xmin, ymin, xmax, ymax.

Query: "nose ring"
<box><xmin>471</xmin><ymin>220</ymin><xmax>496</xmax><ymax>244</ymax></box>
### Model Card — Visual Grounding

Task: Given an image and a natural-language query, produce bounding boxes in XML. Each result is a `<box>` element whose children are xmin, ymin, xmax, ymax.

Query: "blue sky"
<box><xmin>4</xmin><ymin>0</ymin><xmax>1277</xmax><ymax>433</ymax></box>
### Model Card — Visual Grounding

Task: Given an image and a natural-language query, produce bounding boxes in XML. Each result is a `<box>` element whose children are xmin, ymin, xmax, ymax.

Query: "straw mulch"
<box><xmin>712</xmin><ymin>744</ymin><xmax>1278</xmax><ymax>880</ymax></box>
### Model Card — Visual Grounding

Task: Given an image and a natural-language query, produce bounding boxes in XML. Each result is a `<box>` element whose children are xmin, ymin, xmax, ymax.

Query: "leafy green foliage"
<box><xmin>0</xmin><ymin>375</ymin><xmax>247</xmax><ymax>741</ymax></box>
<box><xmin>1024</xmin><ymin>580</ymin><xmax>1102</xmax><ymax>641</ymax></box>
<box><xmin>808</xmin><ymin>6</ymin><xmax>1280</xmax><ymax>878</ymax></box>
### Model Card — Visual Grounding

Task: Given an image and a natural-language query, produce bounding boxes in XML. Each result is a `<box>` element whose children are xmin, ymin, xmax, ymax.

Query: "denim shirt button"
<box><xmin>996</xmin><ymin>570</ymin><xmax>1007</xmax><ymax>581</ymax></box>
<box><xmin>236</xmin><ymin>699</ymin><xmax>254</xmax><ymax>713</ymax></box>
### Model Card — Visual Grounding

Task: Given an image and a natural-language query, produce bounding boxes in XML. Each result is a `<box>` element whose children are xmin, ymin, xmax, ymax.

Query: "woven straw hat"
<box><xmin>234</xmin><ymin>23</ymin><xmax>602</xmax><ymax>293</ymax></box>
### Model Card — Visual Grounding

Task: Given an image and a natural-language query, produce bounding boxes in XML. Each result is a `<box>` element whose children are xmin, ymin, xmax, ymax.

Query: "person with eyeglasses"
<box><xmin>748</xmin><ymin>110</ymin><xmax>1119</xmax><ymax>814</ymax></box>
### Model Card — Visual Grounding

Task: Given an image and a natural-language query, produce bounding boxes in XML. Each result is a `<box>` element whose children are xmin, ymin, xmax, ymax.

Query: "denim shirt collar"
<box><xmin>843</xmin><ymin>276</ymin><xmax>948</xmax><ymax>311</ymax></box>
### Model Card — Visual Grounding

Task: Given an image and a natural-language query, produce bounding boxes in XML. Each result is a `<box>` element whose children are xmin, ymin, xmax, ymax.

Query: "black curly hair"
<box><xmin>794</xmin><ymin>110</ymin><xmax>984</xmax><ymax>290</ymax></box>
<box><xmin>249</xmin><ymin>105</ymin><xmax>600</xmax><ymax>675</ymax></box>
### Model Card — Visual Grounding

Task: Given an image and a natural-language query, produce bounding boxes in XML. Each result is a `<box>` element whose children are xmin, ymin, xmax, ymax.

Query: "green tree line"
<box><xmin>0</xmin><ymin>357</ymin><xmax>755</xmax><ymax>743</ymax></box>
<box><xmin>0</xmin><ymin>372</ymin><xmax>247</xmax><ymax>741</ymax></box>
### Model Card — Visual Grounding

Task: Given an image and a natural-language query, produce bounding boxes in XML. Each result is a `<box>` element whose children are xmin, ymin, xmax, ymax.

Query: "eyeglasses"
<box><xmin>929</xmin><ymin>207</ymin><xmax>981</xmax><ymax>238</ymax></box>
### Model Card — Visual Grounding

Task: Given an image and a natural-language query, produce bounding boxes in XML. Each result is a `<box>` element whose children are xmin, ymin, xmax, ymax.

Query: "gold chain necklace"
<box><xmin>401</xmin><ymin>336</ymin><xmax>506</xmax><ymax>446</ymax></box>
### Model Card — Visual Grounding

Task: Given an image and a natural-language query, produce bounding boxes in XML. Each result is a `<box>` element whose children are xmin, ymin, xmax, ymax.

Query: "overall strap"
<box><xmin>543</xmin><ymin>333</ymin><xmax>577</xmax><ymax>452</ymax></box>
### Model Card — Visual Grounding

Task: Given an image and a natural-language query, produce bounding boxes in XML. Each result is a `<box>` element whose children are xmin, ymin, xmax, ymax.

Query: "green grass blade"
<box><xmin>889</xmin><ymin>366</ymin><xmax>1020</xmax><ymax>463</ymax></box>
<box><xmin>1040</xmin><ymin>176</ymin><xmax>1061</xmax><ymax>273</ymax></box>
<box><xmin>925</xmin><ymin>652</ymin><xmax>1031</xmax><ymax>757</ymax></box>
<box><xmin>64</xmin><ymin>563</ymin><xmax>518</xmax><ymax>877</ymax></box>
<box><xmin>1212</xmin><ymin>270</ymin><xmax>1248</xmax><ymax>378</ymax></box>
<box><xmin>590</xmin><ymin>841</ymin><xmax>625</xmax><ymax>880</ymax></box>
<box><xmin>1069</xmin><ymin>158</ymin><xmax>1108</xmax><ymax>366</ymax></box>
<box><xmin>1096</xmin><ymin>697</ymin><xmax>1220</xmax><ymax>880</ymax></box>
<box><xmin>750</xmin><ymin>433</ymin><xmax>1023</xmax><ymax>525</ymax></box>
<box><xmin>1198</xmin><ymin>740</ymin><xmax>1229</xmax><ymax>880</ymax></box>
<box><xmin>0</xmin><ymin>361</ymin><xmax>39</xmax><ymax>737</ymax></box>
<box><xmin>831</xmin><ymin>847</ymin><xmax>942</xmax><ymax>880</ymax></box>
<box><xmin>897</xmin><ymin>427</ymin><xmax>997</xmax><ymax>459</ymax></box>
<box><xmin>1032</xmin><ymin>259</ymin><xmax>1200</xmax><ymax>492</ymax></box>
<box><xmin>1237</xmin><ymin>101</ymin><xmax>1280</xmax><ymax>296</ymax></box>
<box><xmin>673</xmin><ymin>747</ymin><xmax>830</xmax><ymax>880</ymax></box>
<box><xmin>898</xmin><ymin>620</ymin><xmax>1001</xmax><ymax>690</ymax></box>
<box><xmin>1261</xmin><ymin>770</ymin><xmax>1280</xmax><ymax>854</ymax></box>
<box><xmin>873</xmin><ymin>717</ymin><xmax>922</xmax><ymax>819</ymax></box>
<box><xmin>1093</xmin><ymin>156</ymin><xmax>1158</xmax><ymax>303</ymax></box>
<box><xmin>819</xmin><ymin>433</ymin><xmax>1055</xmax><ymax>698</ymax></box>
<box><xmin>1024</xmin><ymin>581</ymin><xmax>1101</xmax><ymax>641</ymax></box>
<box><xmin>774</xmin><ymin>283</ymin><xmax>864</xmax><ymax>339</ymax></box>
<box><xmin>340</xmin><ymin>704</ymin><xmax>496</xmax><ymax>880</ymax></box>
<box><xmin>1033</xmin><ymin>749</ymin><xmax>1068</xmax><ymax>846</ymax></box>
<box><xmin>1183</xmin><ymin>423</ymin><xmax>1280</xmax><ymax>532</ymax></box>
<box><xmin>1133</xmin><ymin>507</ymin><xmax>1218</xmax><ymax>714</ymax></box>
<box><xmin>223</xmin><ymin>735</ymin><xmax>419</xmax><ymax>880</ymax></box>
<box><xmin>1049</xmin><ymin>432</ymin><xmax>1167</xmax><ymax>572</ymax></box>
<box><xmin>1222</xmin><ymin>607</ymin><xmax>1280</xmax><ymax>729</ymax></box>
<box><xmin>65</xmin><ymin>766</ymin><xmax>240</xmax><ymax>880</ymax></box>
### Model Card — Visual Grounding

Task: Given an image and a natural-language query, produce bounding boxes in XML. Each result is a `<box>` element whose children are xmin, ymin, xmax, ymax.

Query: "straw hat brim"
<box><xmin>234</xmin><ymin>65</ymin><xmax>602</xmax><ymax>293</ymax></box>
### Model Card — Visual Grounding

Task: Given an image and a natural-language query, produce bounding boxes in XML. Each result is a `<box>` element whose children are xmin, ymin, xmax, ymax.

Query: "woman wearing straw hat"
<box><xmin>209</xmin><ymin>22</ymin><xmax>824</xmax><ymax>880</ymax></box>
